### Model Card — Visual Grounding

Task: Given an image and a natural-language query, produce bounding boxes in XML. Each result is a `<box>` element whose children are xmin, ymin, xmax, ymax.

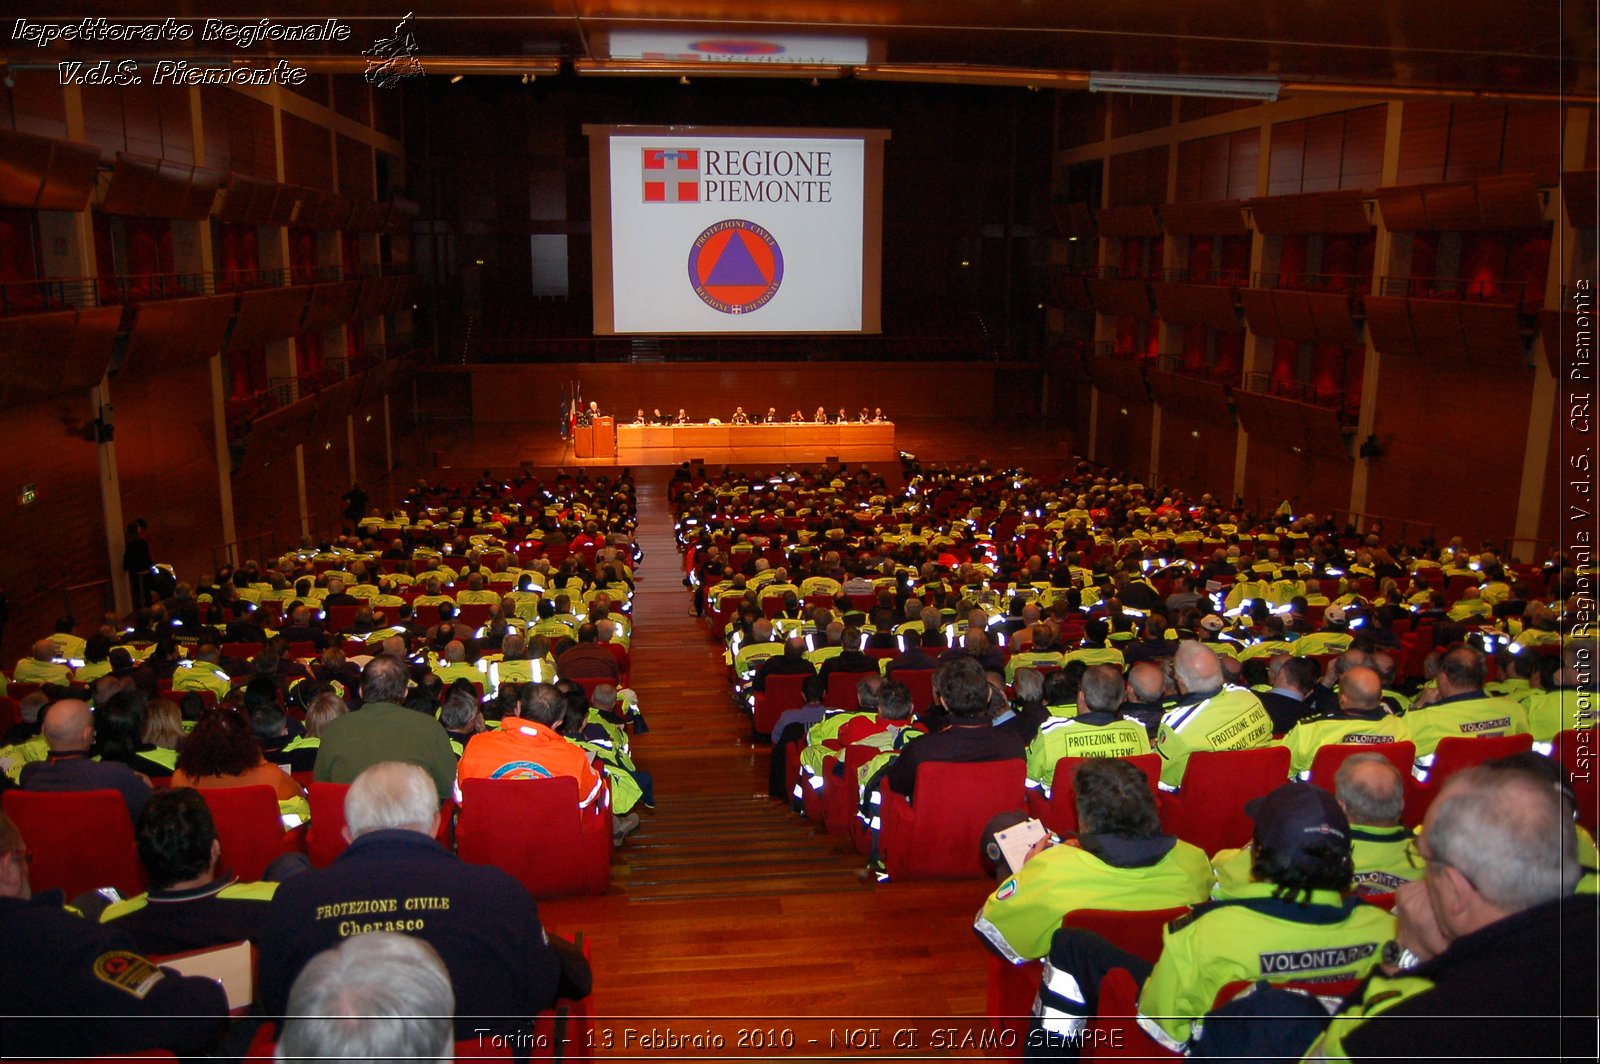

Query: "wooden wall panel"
<box><xmin>282</xmin><ymin>113</ymin><xmax>334</xmax><ymax>192</ymax></box>
<box><xmin>1094</xmin><ymin>396</ymin><xmax>1154</xmax><ymax>482</ymax></box>
<box><xmin>1107</xmin><ymin>147</ymin><xmax>1170</xmax><ymax>208</ymax></box>
<box><xmin>337</xmin><ymin>135</ymin><xmax>376</xmax><ymax>198</ymax></box>
<box><xmin>1159</xmin><ymin>405</ymin><xmax>1238</xmax><ymax>503</ymax></box>
<box><xmin>201</xmin><ymin>89</ymin><xmax>277</xmax><ymax>180</ymax></box>
<box><xmin>0</xmin><ymin>392</ymin><xmax>108</xmax><ymax>662</ymax></box>
<box><xmin>1240</xmin><ymin>431</ymin><xmax>1352</xmax><ymax>519</ymax></box>
<box><xmin>331</xmin><ymin>77</ymin><xmax>372</xmax><ymax>126</ymax></box>
<box><xmin>1367</xmin><ymin>354</ymin><xmax>1534</xmax><ymax>546</ymax></box>
<box><xmin>1445</xmin><ymin>102</ymin><xmax>1506</xmax><ymax>181</ymax></box>
<box><xmin>111</xmin><ymin>361</ymin><xmax>222</xmax><ymax>582</ymax></box>
<box><xmin>1339</xmin><ymin>106</ymin><xmax>1386</xmax><ymax>190</ymax></box>
<box><xmin>1</xmin><ymin>70</ymin><xmax>68</xmax><ymax>140</ymax></box>
<box><xmin>1228</xmin><ymin>130</ymin><xmax>1260</xmax><ymax>200</ymax></box>
<box><xmin>458</xmin><ymin>362</ymin><xmax>1007</xmax><ymax>424</ymax></box>
<box><xmin>1268</xmin><ymin>119</ymin><xmax>1306</xmax><ymax>197</ymax></box>
<box><xmin>1396</xmin><ymin>100</ymin><xmax>1453</xmax><ymax>186</ymax></box>
<box><xmin>1301</xmin><ymin>113</ymin><xmax>1346</xmax><ymax>193</ymax></box>
<box><xmin>1501</xmin><ymin>103</ymin><xmax>1563</xmax><ymax>186</ymax></box>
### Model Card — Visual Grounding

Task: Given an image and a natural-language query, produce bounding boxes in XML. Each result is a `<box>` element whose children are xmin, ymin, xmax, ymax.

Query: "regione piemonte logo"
<box><xmin>642</xmin><ymin>148</ymin><xmax>699</xmax><ymax>202</ymax></box>
<box><xmin>687</xmin><ymin>219</ymin><xmax>783</xmax><ymax>315</ymax></box>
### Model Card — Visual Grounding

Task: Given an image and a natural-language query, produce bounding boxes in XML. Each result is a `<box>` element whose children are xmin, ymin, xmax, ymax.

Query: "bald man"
<box><xmin>12</xmin><ymin>640</ymin><xmax>72</xmax><ymax>686</ymax></box>
<box><xmin>18</xmin><ymin>700</ymin><xmax>151</xmax><ymax>818</ymax></box>
<box><xmin>1280</xmin><ymin>665</ymin><xmax>1413</xmax><ymax>777</ymax></box>
<box><xmin>1152</xmin><ymin>642</ymin><xmax>1273</xmax><ymax>787</ymax></box>
<box><xmin>1120</xmin><ymin>660</ymin><xmax>1168</xmax><ymax>738</ymax></box>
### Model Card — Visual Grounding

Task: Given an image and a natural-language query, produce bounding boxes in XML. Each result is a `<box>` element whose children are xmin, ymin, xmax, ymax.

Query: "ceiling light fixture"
<box><xmin>449</xmin><ymin>74</ymin><xmax>464</xmax><ymax>84</ymax></box>
<box><xmin>1088</xmin><ymin>72</ymin><xmax>1280</xmax><ymax>101</ymax></box>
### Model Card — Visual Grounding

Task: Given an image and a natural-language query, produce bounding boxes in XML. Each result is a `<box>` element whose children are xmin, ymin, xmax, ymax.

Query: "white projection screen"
<box><xmin>586</xmin><ymin>126</ymin><xmax>887</xmax><ymax>335</ymax></box>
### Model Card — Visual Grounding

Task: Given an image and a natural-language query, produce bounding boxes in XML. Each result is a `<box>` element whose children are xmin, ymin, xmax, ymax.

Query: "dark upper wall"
<box><xmin>402</xmin><ymin>75</ymin><xmax>1055</xmax><ymax>354</ymax></box>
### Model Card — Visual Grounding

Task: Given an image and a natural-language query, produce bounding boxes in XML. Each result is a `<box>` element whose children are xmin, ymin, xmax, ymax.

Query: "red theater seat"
<box><xmin>1161</xmin><ymin>746</ymin><xmax>1291</xmax><ymax>854</ymax></box>
<box><xmin>878</xmin><ymin>760</ymin><xmax>1027</xmax><ymax>880</ymax></box>
<box><xmin>456</xmin><ymin>777</ymin><xmax>610</xmax><ymax>897</ymax></box>
<box><xmin>2</xmin><ymin>789</ymin><xmax>145</xmax><ymax>899</ymax></box>
<box><xmin>198</xmin><ymin>785</ymin><xmax>307</xmax><ymax>881</ymax></box>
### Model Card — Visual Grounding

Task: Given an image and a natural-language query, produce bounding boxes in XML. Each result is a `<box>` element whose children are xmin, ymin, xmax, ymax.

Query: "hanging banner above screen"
<box><xmin>588</xmin><ymin>126</ymin><xmax>887</xmax><ymax>335</ymax></box>
<box><xmin>602</xmin><ymin>31</ymin><xmax>872</xmax><ymax>66</ymax></box>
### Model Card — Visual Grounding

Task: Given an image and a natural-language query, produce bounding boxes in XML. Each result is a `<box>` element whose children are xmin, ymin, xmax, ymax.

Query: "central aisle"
<box><xmin>537</xmin><ymin>469</ymin><xmax>1000</xmax><ymax>1044</ymax></box>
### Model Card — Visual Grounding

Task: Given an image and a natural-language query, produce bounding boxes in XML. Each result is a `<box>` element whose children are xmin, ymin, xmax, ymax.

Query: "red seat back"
<box><xmin>455</xmin><ymin>603</ymin><xmax>494</xmax><ymax>629</ymax></box>
<box><xmin>825</xmin><ymin>672</ymin><xmax>876</xmax><ymax>711</ymax></box>
<box><xmin>198</xmin><ymin>785</ymin><xmax>300</xmax><ymax>881</ymax></box>
<box><xmin>879</xmin><ymin>759</ymin><xmax>1027</xmax><ymax>880</ymax></box>
<box><xmin>752</xmin><ymin>672</ymin><xmax>809</xmax><ymax>736</ymax></box>
<box><xmin>895</xmin><ymin>669</ymin><xmax>935</xmax><ymax>716</ymax></box>
<box><xmin>1163</xmin><ymin>745</ymin><xmax>1292</xmax><ymax>854</ymax></box>
<box><xmin>2</xmin><ymin>789</ymin><xmax>145</xmax><ymax>898</ymax></box>
<box><xmin>322</xmin><ymin>605</ymin><xmax>360</xmax><ymax>633</ymax></box>
<box><xmin>1041</xmin><ymin>753</ymin><xmax>1162</xmax><ymax>835</ymax></box>
<box><xmin>305</xmin><ymin>782</ymin><xmax>352</xmax><ymax>867</ymax></box>
<box><xmin>1067</xmin><ymin>905</ymin><xmax>1189</xmax><ymax>964</ymax></box>
<box><xmin>1404</xmin><ymin>732</ymin><xmax>1535</xmax><ymax>825</ymax></box>
<box><xmin>456</xmin><ymin>777</ymin><xmax>610</xmax><ymax>898</ymax></box>
<box><xmin>220</xmin><ymin>642</ymin><xmax>263</xmax><ymax>660</ymax></box>
<box><xmin>1306</xmin><ymin>741</ymin><xmax>1417</xmax><ymax>793</ymax></box>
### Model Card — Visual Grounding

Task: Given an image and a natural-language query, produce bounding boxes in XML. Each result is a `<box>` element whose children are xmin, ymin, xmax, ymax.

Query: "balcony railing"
<box><xmin>1377</xmin><ymin>275</ymin><xmax>1531</xmax><ymax>309</ymax></box>
<box><xmin>1242</xmin><ymin>372</ymin><xmax>1356</xmax><ymax>417</ymax></box>
<box><xmin>0</xmin><ymin>262</ymin><xmax>414</xmax><ymax>317</ymax></box>
<box><xmin>1155</xmin><ymin>354</ymin><xmax>1239</xmax><ymax>383</ymax></box>
<box><xmin>1163</xmin><ymin>268</ymin><xmax>1249</xmax><ymax>286</ymax></box>
<box><xmin>1251</xmin><ymin>271</ymin><xmax>1367</xmax><ymax>294</ymax></box>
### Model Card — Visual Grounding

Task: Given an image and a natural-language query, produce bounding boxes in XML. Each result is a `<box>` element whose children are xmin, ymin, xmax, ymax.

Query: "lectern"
<box><xmin>593</xmin><ymin>416</ymin><xmax>616</xmax><ymax>458</ymax></box>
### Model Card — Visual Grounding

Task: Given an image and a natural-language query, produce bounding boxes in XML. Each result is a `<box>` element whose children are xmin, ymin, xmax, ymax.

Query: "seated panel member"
<box><xmin>730</xmin><ymin>406</ymin><xmax>750</xmax><ymax>425</ymax></box>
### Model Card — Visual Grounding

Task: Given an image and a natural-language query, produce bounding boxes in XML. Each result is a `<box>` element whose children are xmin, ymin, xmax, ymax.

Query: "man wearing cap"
<box><xmin>974</xmin><ymin>759</ymin><xmax>1211</xmax><ymax>963</ymax></box>
<box><xmin>1308</xmin><ymin>765</ymin><xmax>1595</xmax><ymax>1060</ymax></box>
<box><xmin>1293</xmin><ymin>606</ymin><xmax>1356</xmax><ymax>657</ymax></box>
<box><xmin>1151</xmin><ymin>642</ymin><xmax>1274</xmax><ymax>788</ymax></box>
<box><xmin>1029</xmin><ymin>782</ymin><xmax>1393</xmax><ymax>1055</ymax></box>
<box><xmin>1211</xmin><ymin>752</ymin><xmax>1419</xmax><ymax>900</ymax></box>
<box><xmin>1403</xmin><ymin>646</ymin><xmax>1530</xmax><ymax>767</ymax></box>
<box><xmin>1280</xmin><ymin>666</ymin><xmax>1412</xmax><ymax>778</ymax></box>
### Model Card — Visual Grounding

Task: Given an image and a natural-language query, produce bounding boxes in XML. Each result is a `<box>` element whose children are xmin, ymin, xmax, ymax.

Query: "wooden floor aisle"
<box><xmin>538</xmin><ymin>469</ymin><xmax>1003</xmax><ymax>1057</ymax></box>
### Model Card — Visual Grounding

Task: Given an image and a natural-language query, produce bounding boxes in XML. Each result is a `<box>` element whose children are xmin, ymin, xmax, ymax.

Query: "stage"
<box><xmin>595</xmin><ymin>420</ymin><xmax>896</xmax><ymax>465</ymax></box>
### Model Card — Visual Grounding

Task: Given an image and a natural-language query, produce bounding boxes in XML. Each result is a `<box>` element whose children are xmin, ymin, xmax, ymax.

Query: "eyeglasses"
<box><xmin>1407</xmin><ymin>835</ymin><xmax>1479</xmax><ymax>892</ymax></box>
<box><xmin>2</xmin><ymin>849</ymin><xmax>33</xmax><ymax>866</ymax></box>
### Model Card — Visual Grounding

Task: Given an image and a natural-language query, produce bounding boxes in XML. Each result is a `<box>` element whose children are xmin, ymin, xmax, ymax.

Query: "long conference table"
<box><xmin>608</xmin><ymin>420</ymin><xmax>896</xmax><ymax>465</ymax></box>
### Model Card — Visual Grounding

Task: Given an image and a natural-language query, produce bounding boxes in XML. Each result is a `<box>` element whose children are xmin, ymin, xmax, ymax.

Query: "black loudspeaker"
<box><xmin>93</xmin><ymin>419</ymin><xmax>114</xmax><ymax>443</ymax></box>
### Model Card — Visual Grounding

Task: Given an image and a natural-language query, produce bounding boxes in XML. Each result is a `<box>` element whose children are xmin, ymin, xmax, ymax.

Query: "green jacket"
<box><xmin>312</xmin><ymin>701</ymin><xmax>458</xmax><ymax>800</ymax></box>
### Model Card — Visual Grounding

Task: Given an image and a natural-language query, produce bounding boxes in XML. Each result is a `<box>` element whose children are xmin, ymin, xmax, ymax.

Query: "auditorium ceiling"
<box><xmin>2</xmin><ymin>0</ymin><xmax>1591</xmax><ymax>98</ymax></box>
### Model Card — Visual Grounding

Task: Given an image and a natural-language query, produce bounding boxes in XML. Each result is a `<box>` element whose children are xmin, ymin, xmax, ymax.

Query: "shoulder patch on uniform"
<box><xmin>996</xmin><ymin>879</ymin><xmax>1018</xmax><ymax>901</ymax></box>
<box><xmin>93</xmin><ymin>951</ymin><xmax>166</xmax><ymax>998</ymax></box>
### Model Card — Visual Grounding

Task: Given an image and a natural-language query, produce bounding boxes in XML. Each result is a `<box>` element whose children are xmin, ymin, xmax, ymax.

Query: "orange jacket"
<box><xmin>455</xmin><ymin>719</ymin><xmax>605</xmax><ymax>807</ymax></box>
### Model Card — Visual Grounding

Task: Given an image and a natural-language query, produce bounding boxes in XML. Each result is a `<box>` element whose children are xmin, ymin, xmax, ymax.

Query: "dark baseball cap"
<box><xmin>1245</xmin><ymin>782</ymin><xmax>1349</xmax><ymax>853</ymax></box>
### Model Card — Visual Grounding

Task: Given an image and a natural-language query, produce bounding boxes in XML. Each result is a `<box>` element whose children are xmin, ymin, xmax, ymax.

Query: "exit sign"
<box><xmin>17</xmin><ymin>484</ymin><xmax>36</xmax><ymax>506</ymax></box>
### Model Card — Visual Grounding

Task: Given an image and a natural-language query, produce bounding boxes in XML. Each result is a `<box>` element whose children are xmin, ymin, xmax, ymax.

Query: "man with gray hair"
<box><xmin>276</xmin><ymin>932</ymin><xmax>453</xmax><ymax>1064</ymax></box>
<box><xmin>1152</xmin><ymin>641</ymin><xmax>1273</xmax><ymax>787</ymax></box>
<box><xmin>1024</xmin><ymin>664</ymin><xmax>1152</xmax><ymax>794</ymax></box>
<box><xmin>313</xmin><ymin>655</ymin><xmax>458</xmax><ymax>799</ymax></box>
<box><xmin>258</xmin><ymin>761</ymin><xmax>589</xmax><ymax>1041</ymax></box>
<box><xmin>1311</xmin><ymin>764</ymin><xmax>1596</xmax><ymax>1060</ymax></box>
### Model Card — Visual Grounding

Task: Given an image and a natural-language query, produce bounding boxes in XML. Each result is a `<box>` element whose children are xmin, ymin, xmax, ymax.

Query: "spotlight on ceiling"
<box><xmin>1087</xmin><ymin>72</ymin><xmax>1280</xmax><ymax>101</ymax></box>
<box><xmin>449</xmin><ymin>74</ymin><xmax>464</xmax><ymax>84</ymax></box>
<box><xmin>678</xmin><ymin>75</ymin><xmax>691</xmax><ymax>85</ymax></box>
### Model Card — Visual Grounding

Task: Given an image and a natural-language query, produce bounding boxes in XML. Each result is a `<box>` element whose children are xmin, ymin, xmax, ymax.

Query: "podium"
<box><xmin>573</xmin><ymin>417</ymin><xmax>615</xmax><ymax>460</ymax></box>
